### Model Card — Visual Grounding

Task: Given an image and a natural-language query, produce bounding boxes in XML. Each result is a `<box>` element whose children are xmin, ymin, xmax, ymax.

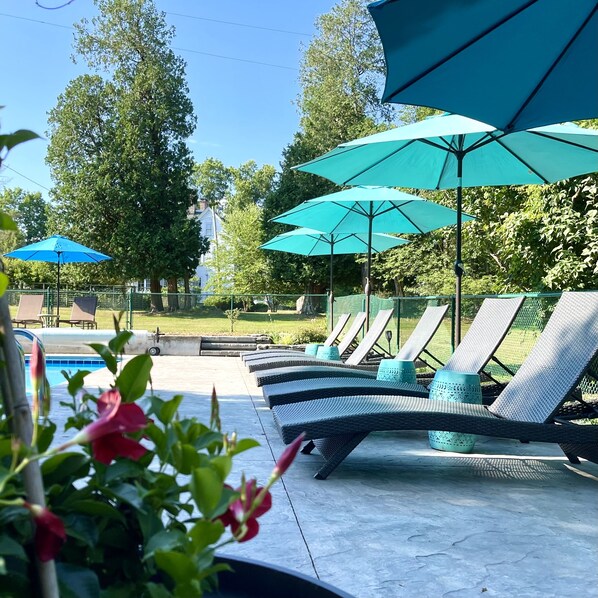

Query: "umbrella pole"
<box><xmin>365</xmin><ymin>213</ymin><xmax>373</xmax><ymax>331</ymax></box>
<box><xmin>329</xmin><ymin>241</ymin><xmax>334</xmax><ymax>333</ymax></box>
<box><xmin>454</xmin><ymin>152</ymin><xmax>465</xmax><ymax>347</ymax></box>
<box><xmin>56</xmin><ymin>260</ymin><xmax>60</xmax><ymax>327</ymax></box>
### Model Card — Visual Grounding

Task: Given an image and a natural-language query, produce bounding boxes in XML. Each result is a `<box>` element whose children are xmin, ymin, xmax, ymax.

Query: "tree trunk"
<box><xmin>167</xmin><ymin>277</ymin><xmax>179</xmax><ymax>312</ymax></box>
<box><xmin>150</xmin><ymin>278</ymin><xmax>164</xmax><ymax>312</ymax></box>
<box><xmin>182</xmin><ymin>274</ymin><xmax>191</xmax><ymax>309</ymax></box>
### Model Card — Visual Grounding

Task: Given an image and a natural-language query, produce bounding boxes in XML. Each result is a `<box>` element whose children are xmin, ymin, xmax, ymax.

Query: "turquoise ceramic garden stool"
<box><xmin>316</xmin><ymin>345</ymin><xmax>341</xmax><ymax>361</ymax></box>
<box><xmin>376</xmin><ymin>359</ymin><xmax>417</xmax><ymax>384</ymax></box>
<box><xmin>428</xmin><ymin>370</ymin><xmax>482</xmax><ymax>453</ymax></box>
<box><xmin>304</xmin><ymin>343</ymin><xmax>323</xmax><ymax>356</ymax></box>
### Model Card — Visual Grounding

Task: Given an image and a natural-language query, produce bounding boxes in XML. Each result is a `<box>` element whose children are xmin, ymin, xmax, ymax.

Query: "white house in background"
<box><xmin>191</xmin><ymin>199</ymin><xmax>223</xmax><ymax>291</ymax></box>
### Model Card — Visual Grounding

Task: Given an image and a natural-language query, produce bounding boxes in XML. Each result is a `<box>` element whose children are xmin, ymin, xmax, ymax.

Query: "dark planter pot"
<box><xmin>206</xmin><ymin>555</ymin><xmax>355</xmax><ymax>598</ymax></box>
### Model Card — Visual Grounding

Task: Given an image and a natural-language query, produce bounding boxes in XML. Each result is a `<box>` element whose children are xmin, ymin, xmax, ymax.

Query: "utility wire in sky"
<box><xmin>0</xmin><ymin>12</ymin><xmax>300</xmax><ymax>70</ymax></box>
<box><xmin>165</xmin><ymin>11</ymin><xmax>310</xmax><ymax>37</ymax></box>
<box><xmin>2</xmin><ymin>165</ymin><xmax>51</xmax><ymax>192</ymax></box>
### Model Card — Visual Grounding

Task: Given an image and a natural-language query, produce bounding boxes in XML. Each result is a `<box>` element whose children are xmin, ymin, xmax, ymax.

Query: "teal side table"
<box><xmin>316</xmin><ymin>345</ymin><xmax>341</xmax><ymax>361</ymax></box>
<box><xmin>305</xmin><ymin>343</ymin><xmax>323</xmax><ymax>356</ymax></box>
<box><xmin>377</xmin><ymin>359</ymin><xmax>417</xmax><ymax>384</ymax></box>
<box><xmin>428</xmin><ymin>370</ymin><xmax>482</xmax><ymax>453</ymax></box>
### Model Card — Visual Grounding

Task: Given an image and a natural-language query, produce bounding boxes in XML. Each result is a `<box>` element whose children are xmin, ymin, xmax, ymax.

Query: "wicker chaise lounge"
<box><xmin>272</xmin><ymin>291</ymin><xmax>598</xmax><ymax>480</ymax></box>
<box><xmin>253</xmin><ymin>305</ymin><xmax>448</xmax><ymax>387</ymax></box>
<box><xmin>262</xmin><ymin>297</ymin><xmax>523</xmax><ymax>408</ymax></box>
<box><xmin>247</xmin><ymin>309</ymin><xmax>393</xmax><ymax>375</ymax></box>
<box><xmin>241</xmin><ymin>312</ymin><xmax>352</xmax><ymax>362</ymax></box>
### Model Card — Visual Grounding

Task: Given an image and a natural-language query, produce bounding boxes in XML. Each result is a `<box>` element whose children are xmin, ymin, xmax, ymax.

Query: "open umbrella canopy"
<box><xmin>293</xmin><ymin>114</ymin><xmax>598</xmax><ymax>342</ymax></box>
<box><xmin>368</xmin><ymin>0</ymin><xmax>598</xmax><ymax>132</ymax></box>
<box><xmin>261</xmin><ymin>227</ymin><xmax>409</xmax><ymax>329</ymax></box>
<box><xmin>5</xmin><ymin>235</ymin><xmax>111</xmax><ymax>264</ymax></box>
<box><xmin>272</xmin><ymin>187</ymin><xmax>471</xmax><ymax>329</ymax></box>
<box><xmin>260</xmin><ymin>228</ymin><xmax>409</xmax><ymax>256</ymax></box>
<box><xmin>4</xmin><ymin>235</ymin><xmax>111</xmax><ymax>324</ymax></box>
<box><xmin>271</xmin><ymin>187</ymin><xmax>473</xmax><ymax>234</ymax></box>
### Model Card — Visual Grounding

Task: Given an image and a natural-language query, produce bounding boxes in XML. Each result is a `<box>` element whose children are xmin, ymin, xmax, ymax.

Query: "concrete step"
<box><xmin>199</xmin><ymin>349</ymin><xmax>245</xmax><ymax>357</ymax></box>
<box><xmin>201</xmin><ymin>342</ymin><xmax>257</xmax><ymax>351</ymax></box>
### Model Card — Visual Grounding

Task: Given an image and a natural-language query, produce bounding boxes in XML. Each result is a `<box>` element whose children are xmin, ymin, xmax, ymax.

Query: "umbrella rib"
<box><xmin>506</xmin><ymin>5</ymin><xmax>598</xmax><ymax>131</ymax></box>
<box><xmin>381</xmin><ymin>0</ymin><xmax>539</xmax><ymax>98</ymax></box>
<box><xmin>333</xmin><ymin>140</ymin><xmax>420</xmax><ymax>185</ymax></box>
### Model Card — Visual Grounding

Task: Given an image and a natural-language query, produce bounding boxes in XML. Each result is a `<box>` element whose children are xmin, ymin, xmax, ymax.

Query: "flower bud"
<box><xmin>272</xmin><ymin>432</ymin><xmax>305</xmax><ymax>479</ymax></box>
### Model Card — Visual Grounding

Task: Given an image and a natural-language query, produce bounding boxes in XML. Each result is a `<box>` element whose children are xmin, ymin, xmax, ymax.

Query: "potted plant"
<box><xmin>0</xmin><ymin>326</ymin><xmax>355</xmax><ymax>597</ymax></box>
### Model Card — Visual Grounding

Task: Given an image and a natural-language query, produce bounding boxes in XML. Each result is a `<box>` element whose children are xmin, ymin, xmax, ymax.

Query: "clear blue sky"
<box><xmin>1</xmin><ymin>0</ymin><xmax>337</xmax><ymax>200</ymax></box>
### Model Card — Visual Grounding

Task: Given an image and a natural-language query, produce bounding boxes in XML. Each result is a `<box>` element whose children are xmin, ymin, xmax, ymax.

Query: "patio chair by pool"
<box><xmin>241</xmin><ymin>312</ymin><xmax>352</xmax><ymax>362</ymax></box>
<box><xmin>262</xmin><ymin>297</ymin><xmax>521</xmax><ymax>407</ymax></box>
<box><xmin>254</xmin><ymin>304</ymin><xmax>452</xmax><ymax>387</ymax></box>
<box><xmin>11</xmin><ymin>294</ymin><xmax>44</xmax><ymax>328</ymax></box>
<box><xmin>58</xmin><ymin>296</ymin><xmax>98</xmax><ymax>329</ymax></box>
<box><xmin>246</xmin><ymin>310</ymin><xmax>383</xmax><ymax>374</ymax></box>
<box><xmin>272</xmin><ymin>292</ymin><xmax>598</xmax><ymax>479</ymax></box>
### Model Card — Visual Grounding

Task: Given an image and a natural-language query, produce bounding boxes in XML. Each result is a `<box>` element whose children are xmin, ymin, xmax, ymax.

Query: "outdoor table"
<box><xmin>304</xmin><ymin>343</ymin><xmax>323</xmax><ymax>356</ymax></box>
<box><xmin>39</xmin><ymin>313</ymin><xmax>58</xmax><ymax>328</ymax></box>
<box><xmin>316</xmin><ymin>345</ymin><xmax>341</xmax><ymax>361</ymax></box>
<box><xmin>376</xmin><ymin>358</ymin><xmax>417</xmax><ymax>384</ymax></box>
<box><xmin>428</xmin><ymin>370</ymin><xmax>482</xmax><ymax>453</ymax></box>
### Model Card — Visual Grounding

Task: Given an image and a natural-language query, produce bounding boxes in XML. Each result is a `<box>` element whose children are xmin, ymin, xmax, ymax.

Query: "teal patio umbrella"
<box><xmin>271</xmin><ymin>186</ymin><xmax>472</xmax><ymax>330</ymax></box>
<box><xmin>4</xmin><ymin>235</ymin><xmax>111</xmax><ymax>325</ymax></box>
<box><xmin>294</xmin><ymin>113</ymin><xmax>598</xmax><ymax>343</ymax></box>
<box><xmin>260</xmin><ymin>227</ymin><xmax>409</xmax><ymax>329</ymax></box>
<box><xmin>368</xmin><ymin>0</ymin><xmax>598</xmax><ymax>132</ymax></box>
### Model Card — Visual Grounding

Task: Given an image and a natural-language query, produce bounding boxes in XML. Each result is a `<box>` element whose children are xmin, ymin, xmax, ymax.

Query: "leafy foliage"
<box><xmin>46</xmin><ymin>0</ymin><xmax>205</xmax><ymax>287</ymax></box>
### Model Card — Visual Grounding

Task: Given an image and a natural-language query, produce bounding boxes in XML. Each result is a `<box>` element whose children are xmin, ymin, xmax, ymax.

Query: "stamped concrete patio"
<box><xmin>53</xmin><ymin>355</ymin><xmax>598</xmax><ymax>598</ymax></box>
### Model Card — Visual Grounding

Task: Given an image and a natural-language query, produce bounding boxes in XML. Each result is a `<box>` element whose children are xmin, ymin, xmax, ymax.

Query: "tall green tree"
<box><xmin>46</xmin><ymin>0</ymin><xmax>204</xmax><ymax>309</ymax></box>
<box><xmin>263</xmin><ymin>0</ymin><xmax>396</xmax><ymax>300</ymax></box>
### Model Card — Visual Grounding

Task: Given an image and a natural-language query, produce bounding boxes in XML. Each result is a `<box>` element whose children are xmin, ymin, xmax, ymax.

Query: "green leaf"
<box><xmin>0</xmin><ymin>211</ymin><xmax>17</xmax><ymax>231</ymax></box>
<box><xmin>108</xmin><ymin>330</ymin><xmax>133</xmax><ymax>355</ymax></box>
<box><xmin>115</xmin><ymin>354</ymin><xmax>152</xmax><ymax>402</ymax></box>
<box><xmin>144</xmin><ymin>529</ymin><xmax>187</xmax><ymax>559</ymax></box>
<box><xmin>171</xmin><ymin>442</ymin><xmax>202</xmax><ymax>475</ymax></box>
<box><xmin>209</xmin><ymin>455</ymin><xmax>232</xmax><ymax>481</ymax></box>
<box><xmin>56</xmin><ymin>563</ymin><xmax>100</xmax><ymax>598</ymax></box>
<box><xmin>159</xmin><ymin>395</ymin><xmax>184</xmax><ymax>425</ymax></box>
<box><xmin>0</xmin><ymin>534</ymin><xmax>27</xmax><ymax>560</ymax></box>
<box><xmin>188</xmin><ymin>519</ymin><xmax>225</xmax><ymax>554</ymax></box>
<box><xmin>146</xmin><ymin>582</ymin><xmax>174</xmax><ymax>598</ymax></box>
<box><xmin>66</xmin><ymin>500</ymin><xmax>125</xmax><ymax>523</ymax></box>
<box><xmin>88</xmin><ymin>343</ymin><xmax>118</xmax><ymax>374</ymax></box>
<box><xmin>0</xmin><ymin>272</ymin><xmax>9</xmax><ymax>296</ymax></box>
<box><xmin>229</xmin><ymin>437</ymin><xmax>260</xmax><ymax>456</ymax></box>
<box><xmin>0</xmin><ymin>129</ymin><xmax>40</xmax><ymax>151</ymax></box>
<box><xmin>107</xmin><ymin>482</ymin><xmax>143</xmax><ymax>510</ymax></box>
<box><xmin>104</xmin><ymin>458</ymin><xmax>145</xmax><ymax>483</ymax></box>
<box><xmin>189</xmin><ymin>467</ymin><xmax>223</xmax><ymax>518</ymax></box>
<box><xmin>42</xmin><ymin>452</ymin><xmax>89</xmax><ymax>486</ymax></box>
<box><xmin>66</xmin><ymin>370</ymin><xmax>91</xmax><ymax>397</ymax></box>
<box><xmin>154</xmin><ymin>550</ymin><xmax>197</xmax><ymax>584</ymax></box>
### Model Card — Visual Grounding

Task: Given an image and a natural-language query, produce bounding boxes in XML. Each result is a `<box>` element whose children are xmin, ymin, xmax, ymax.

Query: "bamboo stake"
<box><xmin>0</xmin><ymin>294</ymin><xmax>59</xmax><ymax>598</ymax></box>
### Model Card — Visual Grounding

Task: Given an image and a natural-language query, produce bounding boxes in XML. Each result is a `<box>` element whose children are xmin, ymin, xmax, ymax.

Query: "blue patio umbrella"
<box><xmin>368</xmin><ymin>0</ymin><xmax>598</xmax><ymax>132</ymax></box>
<box><xmin>271</xmin><ymin>187</ymin><xmax>472</xmax><ymax>329</ymax></box>
<box><xmin>294</xmin><ymin>113</ymin><xmax>598</xmax><ymax>343</ymax></box>
<box><xmin>4</xmin><ymin>235</ymin><xmax>111</xmax><ymax>325</ymax></box>
<box><xmin>260</xmin><ymin>227</ymin><xmax>409</xmax><ymax>328</ymax></box>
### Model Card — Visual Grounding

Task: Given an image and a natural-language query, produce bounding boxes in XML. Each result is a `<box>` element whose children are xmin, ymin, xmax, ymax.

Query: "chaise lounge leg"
<box><xmin>301</xmin><ymin>440</ymin><xmax>316</xmax><ymax>455</ymax></box>
<box><xmin>562</xmin><ymin>450</ymin><xmax>581</xmax><ymax>464</ymax></box>
<box><xmin>312</xmin><ymin>432</ymin><xmax>369</xmax><ymax>480</ymax></box>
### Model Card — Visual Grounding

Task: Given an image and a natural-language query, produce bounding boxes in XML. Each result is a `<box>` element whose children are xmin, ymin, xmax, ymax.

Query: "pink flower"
<box><xmin>220</xmin><ymin>479</ymin><xmax>272</xmax><ymax>542</ymax></box>
<box><xmin>29</xmin><ymin>338</ymin><xmax>50</xmax><ymax>416</ymax></box>
<box><xmin>69</xmin><ymin>389</ymin><xmax>147</xmax><ymax>465</ymax></box>
<box><xmin>24</xmin><ymin>503</ymin><xmax>66</xmax><ymax>562</ymax></box>
<box><xmin>272</xmin><ymin>432</ymin><xmax>305</xmax><ymax>478</ymax></box>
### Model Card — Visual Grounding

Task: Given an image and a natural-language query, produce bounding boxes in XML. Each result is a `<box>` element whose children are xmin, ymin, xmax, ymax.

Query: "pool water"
<box><xmin>24</xmin><ymin>356</ymin><xmax>107</xmax><ymax>392</ymax></box>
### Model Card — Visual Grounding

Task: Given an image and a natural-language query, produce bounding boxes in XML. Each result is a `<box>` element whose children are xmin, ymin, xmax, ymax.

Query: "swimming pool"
<box><xmin>24</xmin><ymin>356</ymin><xmax>108</xmax><ymax>392</ymax></box>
